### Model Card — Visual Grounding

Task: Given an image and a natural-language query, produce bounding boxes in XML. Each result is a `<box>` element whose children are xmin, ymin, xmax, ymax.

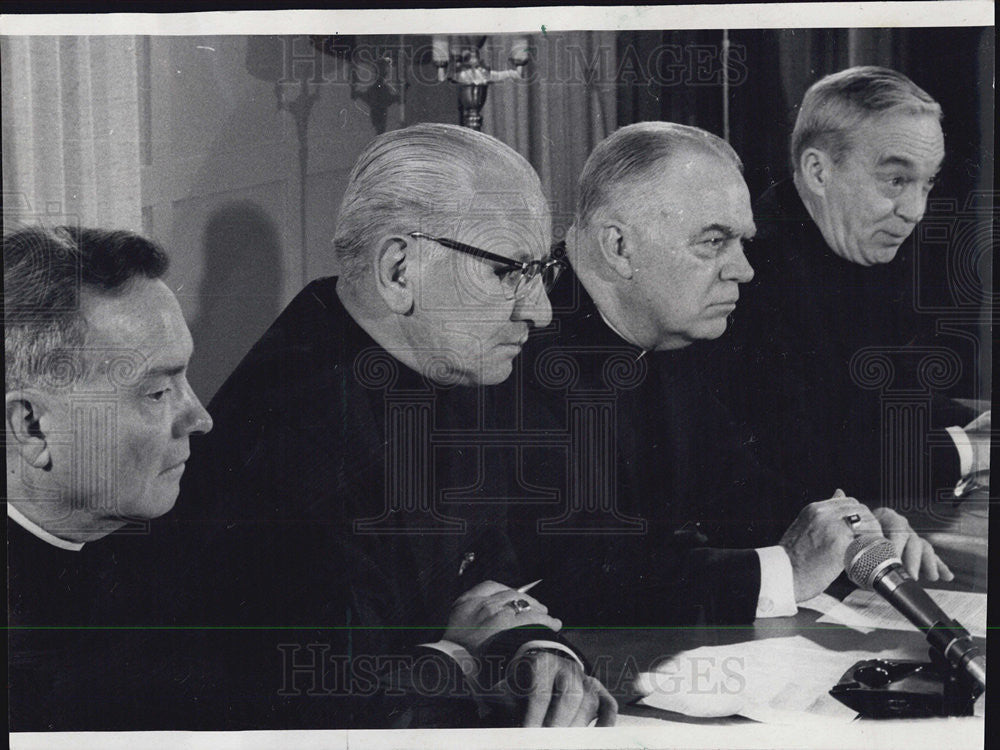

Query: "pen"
<box><xmin>517</xmin><ymin>579</ymin><xmax>542</xmax><ymax>594</ymax></box>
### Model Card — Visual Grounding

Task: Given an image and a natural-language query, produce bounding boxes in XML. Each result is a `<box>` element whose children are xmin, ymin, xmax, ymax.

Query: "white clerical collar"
<box><xmin>7</xmin><ymin>503</ymin><xmax>85</xmax><ymax>552</ymax></box>
<box><xmin>597</xmin><ymin>310</ymin><xmax>648</xmax><ymax>359</ymax></box>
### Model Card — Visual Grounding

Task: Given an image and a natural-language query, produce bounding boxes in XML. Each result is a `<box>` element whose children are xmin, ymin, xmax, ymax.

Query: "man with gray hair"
<box><xmin>514</xmin><ymin>121</ymin><xmax>948</xmax><ymax>630</ymax></box>
<box><xmin>714</xmin><ymin>66</ymin><xmax>989</xmax><ymax>534</ymax></box>
<box><xmin>6</xmin><ymin>225</ymin><xmax>215</xmax><ymax>729</ymax></box>
<box><xmin>176</xmin><ymin>123</ymin><xmax>615</xmax><ymax>728</ymax></box>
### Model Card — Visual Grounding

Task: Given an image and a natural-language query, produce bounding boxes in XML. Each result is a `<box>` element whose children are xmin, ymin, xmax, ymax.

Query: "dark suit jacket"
<box><xmin>707</xmin><ymin>178</ymin><xmax>972</xmax><ymax>507</ymax></box>
<box><xmin>168</xmin><ymin>276</ymin><xmax>564</xmax><ymax>728</ymax></box>
<box><xmin>500</xmin><ymin>267</ymin><xmax>807</xmax><ymax>628</ymax></box>
<box><xmin>7</xmin><ymin>519</ymin><xmax>247</xmax><ymax>731</ymax></box>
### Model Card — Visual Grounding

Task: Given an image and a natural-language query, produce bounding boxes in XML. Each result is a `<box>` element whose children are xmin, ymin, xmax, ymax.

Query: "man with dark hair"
<box><xmin>5</xmin><ymin>225</ymin><xmax>212</xmax><ymax>536</ymax></box>
<box><xmin>6</xmin><ymin>224</ymin><xmax>214</xmax><ymax>730</ymax></box>
<box><xmin>714</xmin><ymin>66</ymin><xmax>989</xmax><ymax>522</ymax></box>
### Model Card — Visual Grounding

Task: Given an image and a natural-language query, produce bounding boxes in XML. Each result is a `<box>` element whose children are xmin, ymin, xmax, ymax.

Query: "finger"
<box><xmin>569</xmin><ymin>679</ymin><xmax>600</xmax><ymax>727</ymax></box>
<box><xmin>521</xmin><ymin>665</ymin><xmax>553</xmax><ymax>727</ymax></box>
<box><xmin>821</xmin><ymin>504</ymin><xmax>880</xmax><ymax>537</ymax></box>
<box><xmin>477</xmin><ymin>590</ymin><xmax>528</xmax><ymax>620</ymax></box>
<box><xmin>846</xmin><ymin>504</ymin><xmax>880</xmax><ymax>528</ymax></box>
<box><xmin>937</xmin><ymin>556</ymin><xmax>955</xmax><ymax>582</ymax></box>
<box><xmin>919</xmin><ymin>539</ymin><xmax>940</xmax><ymax>582</ymax></box>
<box><xmin>595</xmin><ymin>683</ymin><xmax>619</xmax><ymax>727</ymax></box>
<box><xmin>453</xmin><ymin>580</ymin><xmax>508</xmax><ymax>604</ymax></box>
<box><xmin>853</xmin><ymin>515</ymin><xmax>883</xmax><ymax>538</ymax></box>
<box><xmin>873</xmin><ymin>508</ymin><xmax>909</xmax><ymax>534</ymax></box>
<box><xmin>507</xmin><ymin>592</ymin><xmax>548</xmax><ymax>615</ymax></box>
<box><xmin>900</xmin><ymin>536</ymin><xmax>922</xmax><ymax>579</ymax></box>
<box><xmin>822</xmin><ymin>490</ymin><xmax>859</xmax><ymax>504</ymax></box>
<box><xmin>886</xmin><ymin>533</ymin><xmax>907</xmax><ymax>559</ymax></box>
<box><xmin>811</xmin><ymin>497</ymin><xmax>862</xmax><ymax>514</ymax></box>
<box><xmin>545</xmin><ymin>667</ymin><xmax>583</xmax><ymax>727</ymax></box>
<box><xmin>881</xmin><ymin>525</ymin><xmax>916</xmax><ymax>562</ymax></box>
<box><xmin>484</xmin><ymin>611</ymin><xmax>562</xmax><ymax>633</ymax></box>
<box><xmin>483</xmin><ymin>589</ymin><xmax>549</xmax><ymax>617</ymax></box>
<box><xmin>815</xmin><ymin>498</ymin><xmax>872</xmax><ymax>524</ymax></box>
<box><xmin>522</xmin><ymin>615</ymin><xmax>562</xmax><ymax>633</ymax></box>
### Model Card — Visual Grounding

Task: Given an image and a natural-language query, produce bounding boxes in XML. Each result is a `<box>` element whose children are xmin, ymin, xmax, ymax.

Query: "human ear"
<box><xmin>595</xmin><ymin>221</ymin><xmax>633</xmax><ymax>280</ymax></box>
<box><xmin>799</xmin><ymin>148</ymin><xmax>832</xmax><ymax>196</ymax></box>
<box><xmin>5</xmin><ymin>390</ymin><xmax>53</xmax><ymax>470</ymax></box>
<box><xmin>374</xmin><ymin>235</ymin><xmax>414</xmax><ymax>315</ymax></box>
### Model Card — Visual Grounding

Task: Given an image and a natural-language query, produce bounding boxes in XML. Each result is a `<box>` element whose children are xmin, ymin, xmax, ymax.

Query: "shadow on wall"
<box><xmin>188</xmin><ymin>200</ymin><xmax>284</xmax><ymax>402</ymax></box>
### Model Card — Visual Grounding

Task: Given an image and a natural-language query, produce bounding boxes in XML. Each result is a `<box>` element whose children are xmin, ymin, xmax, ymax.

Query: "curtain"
<box><xmin>483</xmin><ymin>31</ymin><xmax>617</xmax><ymax>236</ymax></box>
<box><xmin>1</xmin><ymin>36</ymin><xmax>144</xmax><ymax>231</ymax></box>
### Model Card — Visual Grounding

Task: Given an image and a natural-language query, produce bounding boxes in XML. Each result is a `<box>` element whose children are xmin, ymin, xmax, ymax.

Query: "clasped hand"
<box><xmin>443</xmin><ymin>580</ymin><xmax>617</xmax><ymax>727</ymax></box>
<box><xmin>443</xmin><ymin>580</ymin><xmax>562</xmax><ymax>653</ymax></box>
<box><xmin>780</xmin><ymin>493</ymin><xmax>951</xmax><ymax>602</ymax></box>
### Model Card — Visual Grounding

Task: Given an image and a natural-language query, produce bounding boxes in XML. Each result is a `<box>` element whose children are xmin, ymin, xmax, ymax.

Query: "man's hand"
<box><xmin>779</xmin><ymin>493</ymin><xmax>880</xmax><ymax>601</ymax></box>
<box><xmin>507</xmin><ymin>650</ymin><xmax>617</xmax><ymax>727</ymax></box>
<box><xmin>443</xmin><ymin>580</ymin><xmax>562</xmax><ymax>653</ymax></box>
<box><xmin>872</xmin><ymin>507</ymin><xmax>953</xmax><ymax>583</ymax></box>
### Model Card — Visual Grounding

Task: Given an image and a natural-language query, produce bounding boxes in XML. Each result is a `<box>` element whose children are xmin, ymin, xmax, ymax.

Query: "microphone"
<box><xmin>844</xmin><ymin>535</ymin><xmax>985</xmax><ymax>691</ymax></box>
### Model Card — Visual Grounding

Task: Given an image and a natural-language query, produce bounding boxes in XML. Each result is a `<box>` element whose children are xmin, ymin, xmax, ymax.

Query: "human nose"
<box><xmin>722</xmin><ymin>244</ymin><xmax>754</xmax><ymax>283</ymax></box>
<box><xmin>511</xmin><ymin>277</ymin><xmax>553</xmax><ymax>328</ymax></box>
<box><xmin>895</xmin><ymin>184</ymin><xmax>929</xmax><ymax>225</ymax></box>
<box><xmin>174</xmin><ymin>378</ymin><xmax>213</xmax><ymax>437</ymax></box>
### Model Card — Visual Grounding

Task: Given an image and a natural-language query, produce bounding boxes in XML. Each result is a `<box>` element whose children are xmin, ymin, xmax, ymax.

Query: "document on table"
<box><xmin>812</xmin><ymin>589</ymin><xmax>987</xmax><ymax>637</ymax></box>
<box><xmin>634</xmin><ymin>635</ymin><xmax>867</xmax><ymax>724</ymax></box>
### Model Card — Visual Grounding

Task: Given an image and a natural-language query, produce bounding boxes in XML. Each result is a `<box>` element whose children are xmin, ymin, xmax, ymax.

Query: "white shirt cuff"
<box><xmin>417</xmin><ymin>640</ymin><xmax>478</xmax><ymax>678</ymax></box>
<box><xmin>945</xmin><ymin>425</ymin><xmax>973</xmax><ymax>477</ymax></box>
<box><xmin>512</xmin><ymin>640</ymin><xmax>586</xmax><ymax>672</ymax></box>
<box><xmin>755</xmin><ymin>546</ymin><xmax>798</xmax><ymax>618</ymax></box>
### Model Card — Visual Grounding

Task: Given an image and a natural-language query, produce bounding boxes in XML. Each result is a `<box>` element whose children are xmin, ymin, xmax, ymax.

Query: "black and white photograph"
<box><xmin>3</xmin><ymin>4</ymin><xmax>992</xmax><ymax>749</ymax></box>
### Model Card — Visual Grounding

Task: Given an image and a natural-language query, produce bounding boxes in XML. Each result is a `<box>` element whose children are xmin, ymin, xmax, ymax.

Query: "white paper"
<box><xmin>816</xmin><ymin>589</ymin><xmax>987</xmax><ymax>638</ymax></box>
<box><xmin>634</xmin><ymin>636</ymin><xmax>866</xmax><ymax>724</ymax></box>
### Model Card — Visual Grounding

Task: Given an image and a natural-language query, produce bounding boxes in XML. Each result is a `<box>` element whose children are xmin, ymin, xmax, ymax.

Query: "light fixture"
<box><xmin>431</xmin><ymin>35</ymin><xmax>530</xmax><ymax>130</ymax></box>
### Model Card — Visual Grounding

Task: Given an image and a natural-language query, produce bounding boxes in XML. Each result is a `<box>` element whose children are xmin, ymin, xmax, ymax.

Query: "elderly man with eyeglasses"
<box><xmin>171</xmin><ymin>123</ymin><xmax>614</xmax><ymax>730</ymax></box>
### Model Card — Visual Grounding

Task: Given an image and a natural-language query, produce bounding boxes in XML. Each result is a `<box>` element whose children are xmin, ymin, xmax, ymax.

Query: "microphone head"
<box><xmin>844</xmin><ymin>535</ymin><xmax>900</xmax><ymax>590</ymax></box>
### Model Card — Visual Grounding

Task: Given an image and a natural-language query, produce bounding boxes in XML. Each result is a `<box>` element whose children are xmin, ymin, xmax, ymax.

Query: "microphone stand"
<box><xmin>830</xmin><ymin>624</ymin><xmax>984</xmax><ymax>718</ymax></box>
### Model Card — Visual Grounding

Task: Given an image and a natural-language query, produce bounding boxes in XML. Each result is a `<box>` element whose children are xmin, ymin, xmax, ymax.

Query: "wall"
<box><xmin>140</xmin><ymin>35</ymin><xmax>456</xmax><ymax>400</ymax></box>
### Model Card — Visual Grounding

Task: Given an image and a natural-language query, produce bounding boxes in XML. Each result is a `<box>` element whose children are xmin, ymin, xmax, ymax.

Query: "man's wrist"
<box><xmin>755</xmin><ymin>545</ymin><xmax>798</xmax><ymax>617</ymax></box>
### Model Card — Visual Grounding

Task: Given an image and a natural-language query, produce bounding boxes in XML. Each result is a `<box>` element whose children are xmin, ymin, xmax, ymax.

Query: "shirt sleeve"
<box><xmin>417</xmin><ymin>640</ymin><xmax>477</xmax><ymax>678</ymax></box>
<box><xmin>945</xmin><ymin>425</ymin><xmax>973</xmax><ymax>478</ymax></box>
<box><xmin>754</xmin><ymin>545</ymin><xmax>797</xmax><ymax>618</ymax></box>
<box><xmin>512</xmin><ymin>640</ymin><xmax>586</xmax><ymax>671</ymax></box>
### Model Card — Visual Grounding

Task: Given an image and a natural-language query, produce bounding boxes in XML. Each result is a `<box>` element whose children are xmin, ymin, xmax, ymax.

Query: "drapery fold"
<box><xmin>483</xmin><ymin>31</ymin><xmax>617</xmax><ymax>235</ymax></box>
<box><xmin>2</xmin><ymin>36</ymin><xmax>144</xmax><ymax>230</ymax></box>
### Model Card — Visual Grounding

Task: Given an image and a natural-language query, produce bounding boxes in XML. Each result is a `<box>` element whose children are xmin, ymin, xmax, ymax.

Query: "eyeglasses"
<box><xmin>408</xmin><ymin>232</ymin><xmax>567</xmax><ymax>300</ymax></box>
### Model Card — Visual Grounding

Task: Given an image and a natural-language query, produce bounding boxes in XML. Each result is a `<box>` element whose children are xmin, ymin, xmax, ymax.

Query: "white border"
<box><xmin>0</xmin><ymin>2</ymin><xmax>994</xmax><ymax>36</ymax></box>
<box><xmin>8</xmin><ymin>720</ymin><xmax>987</xmax><ymax>749</ymax></box>
<box><xmin>3</xmin><ymin>3</ymin><xmax>991</xmax><ymax>748</ymax></box>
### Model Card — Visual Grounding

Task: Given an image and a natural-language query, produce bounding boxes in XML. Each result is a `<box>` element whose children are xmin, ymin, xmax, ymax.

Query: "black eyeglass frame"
<box><xmin>407</xmin><ymin>232</ymin><xmax>567</xmax><ymax>299</ymax></box>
